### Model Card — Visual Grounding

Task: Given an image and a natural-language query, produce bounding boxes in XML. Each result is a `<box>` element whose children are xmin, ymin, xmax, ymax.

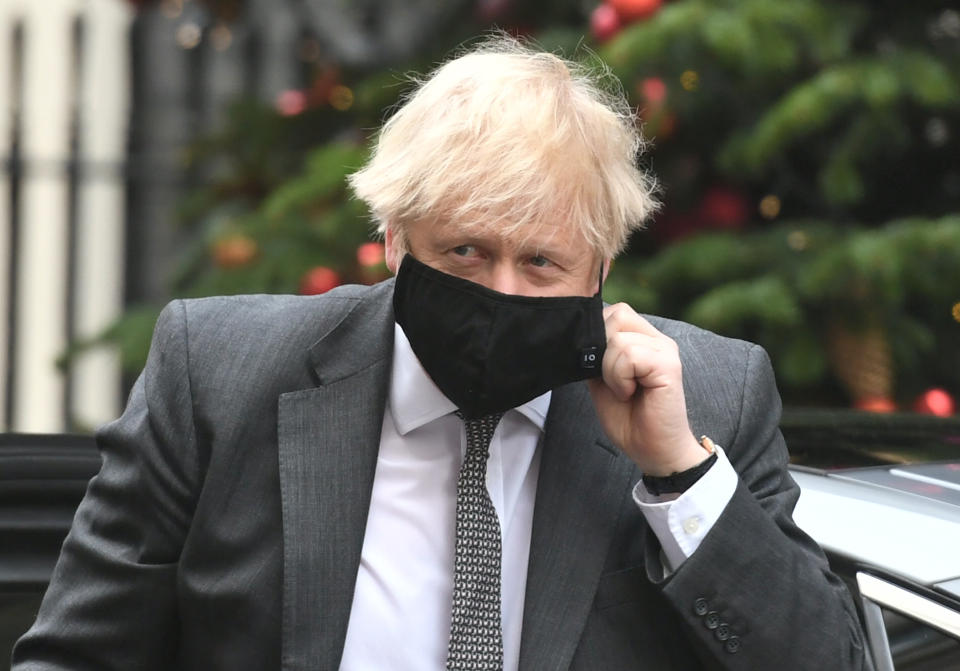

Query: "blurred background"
<box><xmin>1</xmin><ymin>0</ymin><xmax>959</xmax><ymax>435</ymax></box>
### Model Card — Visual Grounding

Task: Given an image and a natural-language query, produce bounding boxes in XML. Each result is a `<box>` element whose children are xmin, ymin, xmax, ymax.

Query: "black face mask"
<box><xmin>393</xmin><ymin>254</ymin><xmax>606</xmax><ymax>419</ymax></box>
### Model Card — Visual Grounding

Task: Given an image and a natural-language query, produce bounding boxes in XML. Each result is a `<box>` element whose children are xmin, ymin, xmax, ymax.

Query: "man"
<box><xmin>14</xmin><ymin>37</ymin><xmax>870</xmax><ymax>670</ymax></box>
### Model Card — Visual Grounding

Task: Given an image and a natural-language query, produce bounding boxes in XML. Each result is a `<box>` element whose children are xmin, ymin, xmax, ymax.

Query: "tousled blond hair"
<box><xmin>348</xmin><ymin>34</ymin><xmax>658</xmax><ymax>259</ymax></box>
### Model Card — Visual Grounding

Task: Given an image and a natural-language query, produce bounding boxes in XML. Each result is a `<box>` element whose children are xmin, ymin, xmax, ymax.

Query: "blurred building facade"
<box><xmin>1</xmin><ymin>0</ymin><xmax>130</xmax><ymax>433</ymax></box>
<box><xmin>0</xmin><ymin>0</ymin><xmax>335</xmax><ymax>432</ymax></box>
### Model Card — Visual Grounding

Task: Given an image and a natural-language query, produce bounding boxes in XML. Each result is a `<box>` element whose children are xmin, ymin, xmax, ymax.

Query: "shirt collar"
<box><xmin>390</xmin><ymin>323</ymin><xmax>550</xmax><ymax>436</ymax></box>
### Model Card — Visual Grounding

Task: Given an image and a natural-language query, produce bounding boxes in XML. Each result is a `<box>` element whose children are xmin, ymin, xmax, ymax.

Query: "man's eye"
<box><xmin>452</xmin><ymin>245</ymin><xmax>477</xmax><ymax>257</ymax></box>
<box><xmin>529</xmin><ymin>255</ymin><xmax>551</xmax><ymax>268</ymax></box>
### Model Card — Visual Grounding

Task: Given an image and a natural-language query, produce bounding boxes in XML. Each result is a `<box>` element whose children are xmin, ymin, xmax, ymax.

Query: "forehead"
<box><xmin>422</xmin><ymin>216</ymin><xmax>594</xmax><ymax>256</ymax></box>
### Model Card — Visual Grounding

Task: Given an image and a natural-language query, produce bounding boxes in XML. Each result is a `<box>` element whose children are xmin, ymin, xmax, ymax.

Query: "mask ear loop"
<box><xmin>595</xmin><ymin>262</ymin><xmax>604</xmax><ymax>299</ymax></box>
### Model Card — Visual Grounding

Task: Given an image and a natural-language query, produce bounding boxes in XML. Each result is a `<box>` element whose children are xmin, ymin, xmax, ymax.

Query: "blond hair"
<box><xmin>349</xmin><ymin>34</ymin><xmax>658</xmax><ymax>259</ymax></box>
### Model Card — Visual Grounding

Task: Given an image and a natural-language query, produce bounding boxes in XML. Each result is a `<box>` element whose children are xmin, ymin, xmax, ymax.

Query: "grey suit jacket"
<box><xmin>13</xmin><ymin>279</ymin><xmax>870</xmax><ymax>670</ymax></box>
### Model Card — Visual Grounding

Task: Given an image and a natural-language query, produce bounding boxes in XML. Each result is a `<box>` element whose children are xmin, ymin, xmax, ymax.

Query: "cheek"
<box><xmin>570</xmin><ymin>268</ymin><xmax>601</xmax><ymax>297</ymax></box>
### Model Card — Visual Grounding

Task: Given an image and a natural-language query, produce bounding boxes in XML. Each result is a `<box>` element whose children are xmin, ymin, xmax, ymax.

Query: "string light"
<box><xmin>176</xmin><ymin>23</ymin><xmax>202</xmax><ymax>50</ymax></box>
<box><xmin>787</xmin><ymin>230</ymin><xmax>809</xmax><ymax>251</ymax></box>
<box><xmin>329</xmin><ymin>85</ymin><xmax>354</xmax><ymax>111</ymax></box>
<box><xmin>680</xmin><ymin>70</ymin><xmax>699</xmax><ymax>92</ymax></box>
<box><xmin>952</xmin><ymin>301</ymin><xmax>960</xmax><ymax>323</ymax></box>
<box><xmin>759</xmin><ymin>194</ymin><xmax>781</xmax><ymax>219</ymax></box>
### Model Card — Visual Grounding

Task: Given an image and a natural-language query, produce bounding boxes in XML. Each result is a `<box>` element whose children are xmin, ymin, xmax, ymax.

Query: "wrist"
<box><xmin>642</xmin><ymin>448</ymin><xmax>718</xmax><ymax>496</ymax></box>
<box><xmin>643</xmin><ymin>434</ymin><xmax>712</xmax><ymax>477</ymax></box>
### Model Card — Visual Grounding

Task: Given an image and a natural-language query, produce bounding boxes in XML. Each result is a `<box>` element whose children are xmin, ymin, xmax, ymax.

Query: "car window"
<box><xmin>857</xmin><ymin>572</ymin><xmax>960</xmax><ymax>671</ymax></box>
<box><xmin>880</xmin><ymin>606</ymin><xmax>960</xmax><ymax>670</ymax></box>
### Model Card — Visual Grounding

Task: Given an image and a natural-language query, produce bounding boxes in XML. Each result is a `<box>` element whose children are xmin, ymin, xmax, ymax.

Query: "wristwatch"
<box><xmin>641</xmin><ymin>435</ymin><xmax>718</xmax><ymax>496</ymax></box>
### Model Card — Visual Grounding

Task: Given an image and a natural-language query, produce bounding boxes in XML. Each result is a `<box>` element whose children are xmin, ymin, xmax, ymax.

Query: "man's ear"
<box><xmin>384</xmin><ymin>225</ymin><xmax>400</xmax><ymax>274</ymax></box>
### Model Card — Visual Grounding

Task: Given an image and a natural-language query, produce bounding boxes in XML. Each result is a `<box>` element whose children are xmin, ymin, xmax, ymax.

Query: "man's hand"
<box><xmin>587</xmin><ymin>303</ymin><xmax>707</xmax><ymax>477</ymax></box>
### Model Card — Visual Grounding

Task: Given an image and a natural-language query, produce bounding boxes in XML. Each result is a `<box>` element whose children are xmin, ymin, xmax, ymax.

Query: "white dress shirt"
<box><xmin>339</xmin><ymin>325</ymin><xmax>737</xmax><ymax>669</ymax></box>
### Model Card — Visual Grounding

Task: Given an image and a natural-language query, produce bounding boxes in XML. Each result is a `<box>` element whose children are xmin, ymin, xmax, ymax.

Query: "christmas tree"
<box><xmin>585</xmin><ymin>0</ymin><xmax>960</xmax><ymax>411</ymax></box>
<box><xmin>92</xmin><ymin>0</ymin><xmax>959</xmax><ymax>413</ymax></box>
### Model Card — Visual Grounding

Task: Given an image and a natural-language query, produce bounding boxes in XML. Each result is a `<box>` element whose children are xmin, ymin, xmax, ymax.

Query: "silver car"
<box><xmin>793</xmin><ymin>462</ymin><xmax>960</xmax><ymax>671</ymax></box>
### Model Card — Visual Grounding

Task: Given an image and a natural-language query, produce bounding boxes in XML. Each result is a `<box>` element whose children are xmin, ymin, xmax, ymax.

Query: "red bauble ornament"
<box><xmin>607</xmin><ymin>0</ymin><xmax>663</xmax><ymax>23</ymax></box>
<box><xmin>639</xmin><ymin>77</ymin><xmax>667</xmax><ymax>104</ymax></box>
<box><xmin>356</xmin><ymin>242</ymin><xmax>386</xmax><ymax>267</ymax></box>
<box><xmin>698</xmin><ymin>186</ymin><xmax>750</xmax><ymax>231</ymax></box>
<box><xmin>590</xmin><ymin>4</ymin><xmax>622</xmax><ymax>43</ymax></box>
<box><xmin>637</xmin><ymin>77</ymin><xmax>674</xmax><ymax>139</ymax></box>
<box><xmin>275</xmin><ymin>90</ymin><xmax>307</xmax><ymax>117</ymax></box>
<box><xmin>913</xmin><ymin>388</ymin><xmax>955</xmax><ymax>416</ymax></box>
<box><xmin>212</xmin><ymin>234</ymin><xmax>258</xmax><ymax>269</ymax></box>
<box><xmin>356</xmin><ymin>242</ymin><xmax>389</xmax><ymax>284</ymax></box>
<box><xmin>854</xmin><ymin>396</ymin><xmax>897</xmax><ymax>413</ymax></box>
<box><xmin>299</xmin><ymin>266</ymin><xmax>341</xmax><ymax>295</ymax></box>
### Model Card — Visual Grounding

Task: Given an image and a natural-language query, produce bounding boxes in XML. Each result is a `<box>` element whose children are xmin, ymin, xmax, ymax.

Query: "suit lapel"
<box><xmin>277</xmin><ymin>284</ymin><xmax>394</xmax><ymax>671</ymax></box>
<box><xmin>519</xmin><ymin>381</ymin><xmax>636</xmax><ymax>670</ymax></box>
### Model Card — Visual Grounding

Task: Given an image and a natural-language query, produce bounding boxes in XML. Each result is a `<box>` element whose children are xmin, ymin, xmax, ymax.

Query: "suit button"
<box><xmin>704</xmin><ymin>611</ymin><xmax>720</xmax><ymax>630</ymax></box>
<box><xmin>715</xmin><ymin>623</ymin><xmax>731</xmax><ymax>641</ymax></box>
<box><xmin>693</xmin><ymin>598</ymin><xmax>709</xmax><ymax>616</ymax></box>
<box><xmin>725</xmin><ymin>636</ymin><xmax>741</xmax><ymax>654</ymax></box>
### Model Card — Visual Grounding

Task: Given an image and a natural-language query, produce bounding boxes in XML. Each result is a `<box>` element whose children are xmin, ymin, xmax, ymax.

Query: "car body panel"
<box><xmin>792</xmin><ymin>465</ymin><xmax>960</xmax><ymax>587</ymax></box>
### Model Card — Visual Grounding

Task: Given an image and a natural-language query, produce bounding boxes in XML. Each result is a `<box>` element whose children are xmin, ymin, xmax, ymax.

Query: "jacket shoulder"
<box><xmin>173</xmin><ymin>282</ymin><xmax>386</xmax><ymax>347</ymax></box>
<box><xmin>644</xmin><ymin>314</ymin><xmax>777</xmax><ymax>447</ymax></box>
<box><xmin>644</xmin><ymin>315</ymin><xmax>770</xmax><ymax>385</ymax></box>
<box><xmin>153</xmin><ymin>281</ymin><xmax>393</xmax><ymax>399</ymax></box>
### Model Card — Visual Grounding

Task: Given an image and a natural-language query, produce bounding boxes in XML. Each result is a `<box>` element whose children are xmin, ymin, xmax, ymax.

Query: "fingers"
<box><xmin>602</xmin><ymin>332</ymin><xmax>680</xmax><ymax>400</ymax></box>
<box><xmin>602</xmin><ymin>302</ymin><xmax>664</xmax><ymax>339</ymax></box>
<box><xmin>601</xmin><ymin>304</ymin><xmax>681</xmax><ymax>401</ymax></box>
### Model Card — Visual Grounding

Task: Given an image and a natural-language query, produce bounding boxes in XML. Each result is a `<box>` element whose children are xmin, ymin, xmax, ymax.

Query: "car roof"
<box><xmin>791</xmin><ymin>462</ymin><xmax>960</xmax><ymax>591</ymax></box>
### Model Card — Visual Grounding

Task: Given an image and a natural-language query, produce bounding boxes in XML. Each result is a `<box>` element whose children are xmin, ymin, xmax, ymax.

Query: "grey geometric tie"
<box><xmin>446</xmin><ymin>411</ymin><xmax>505</xmax><ymax>671</ymax></box>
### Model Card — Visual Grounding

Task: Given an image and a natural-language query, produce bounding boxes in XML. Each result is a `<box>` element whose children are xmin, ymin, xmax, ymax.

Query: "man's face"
<box><xmin>385</xmin><ymin>218</ymin><xmax>603</xmax><ymax>298</ymax></box>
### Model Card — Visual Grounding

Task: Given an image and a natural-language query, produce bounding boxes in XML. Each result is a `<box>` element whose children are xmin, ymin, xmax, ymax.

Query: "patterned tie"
<box><xmin>447</xmin><ymin>411</ymin><xmax>505</xmax><ymax>671</ymax></box>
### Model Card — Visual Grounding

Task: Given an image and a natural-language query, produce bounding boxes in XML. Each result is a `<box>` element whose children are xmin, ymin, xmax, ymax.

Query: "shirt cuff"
<box><xmin>632</xmin><ymin>445</ymin><xmax>737</xmax><ymax>572</ymax></box>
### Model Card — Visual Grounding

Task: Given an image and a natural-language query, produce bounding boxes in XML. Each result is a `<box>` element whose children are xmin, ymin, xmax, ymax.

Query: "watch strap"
<box><xmin>641</xmin><ymin>445</ymin><xmax>719</xmax><ymax>496</ymax></box>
